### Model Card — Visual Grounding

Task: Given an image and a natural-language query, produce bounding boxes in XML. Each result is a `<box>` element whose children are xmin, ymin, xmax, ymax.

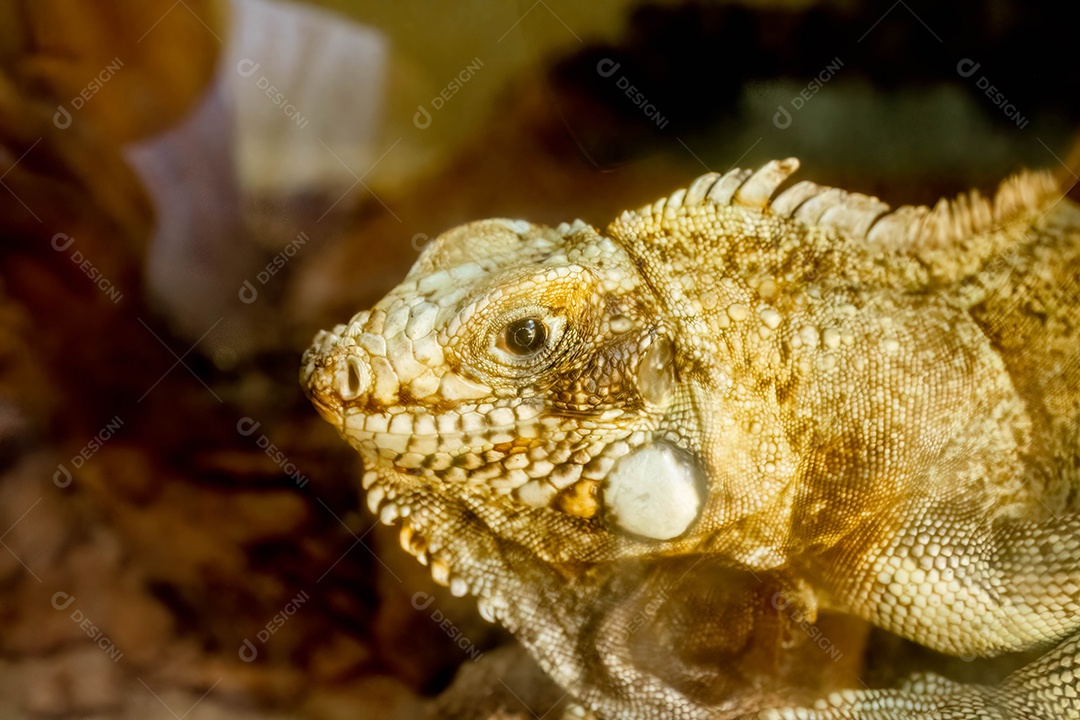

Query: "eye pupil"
<box><xmin>505</xmin><ymin>318</ymin><xmax>546</xmax><ymax>355</ymax></box>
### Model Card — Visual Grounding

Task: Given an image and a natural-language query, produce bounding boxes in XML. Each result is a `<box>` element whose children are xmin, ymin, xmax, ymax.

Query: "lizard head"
<box><xmin>301</xmin><ymin>216</ymin><xmax>705</xmax><ymax>554</ymax></box>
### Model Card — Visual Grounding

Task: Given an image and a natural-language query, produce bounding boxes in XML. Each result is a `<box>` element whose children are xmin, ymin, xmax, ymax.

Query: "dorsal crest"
<box><xmin>621</xmin><ymin>157</ymin><xmax>1062</xmax><ymax>248</ymax></box>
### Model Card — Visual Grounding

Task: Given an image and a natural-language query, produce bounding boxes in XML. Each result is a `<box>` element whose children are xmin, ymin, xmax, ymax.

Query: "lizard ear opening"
<box><xmin>602</xmin><ymin>441</ymin><xmax>703</xmax><ymax>540</ymax></box>
<box><xmin>637</xmin><ymin>335</ymin><xmax>675</xmax><ymax>406</ymax></box>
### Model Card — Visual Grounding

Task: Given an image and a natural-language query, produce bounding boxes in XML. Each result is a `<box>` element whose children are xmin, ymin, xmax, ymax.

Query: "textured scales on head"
<box><xmin>301</xmin><ymin>158</ymin><xmax>1080</xmax><ymax>719</ymax></box>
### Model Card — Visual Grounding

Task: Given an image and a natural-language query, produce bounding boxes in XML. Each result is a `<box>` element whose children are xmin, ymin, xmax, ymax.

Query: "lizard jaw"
<box><xmin>359</xmin><ymin>461</ymin><xmax>506</xmax><ymax>620</ymax></box>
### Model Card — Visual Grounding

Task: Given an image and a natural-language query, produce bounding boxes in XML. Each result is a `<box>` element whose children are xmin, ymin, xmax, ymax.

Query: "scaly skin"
<box><xmin>301</xmin><ymin>159</ymin><xmax>1080</xmax><ymax>718</ymax></box>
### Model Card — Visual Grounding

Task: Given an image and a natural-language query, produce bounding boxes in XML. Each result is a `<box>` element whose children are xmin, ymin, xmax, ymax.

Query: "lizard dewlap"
<box><xmin>302</xmin><ymin>158</ymin><xmax>1080</xmax><ymax>719</ymax></box>
<box><xmin>603</xmin><ymin>441</ymin><xmax>702</xmax><ymax>540</ymax></box>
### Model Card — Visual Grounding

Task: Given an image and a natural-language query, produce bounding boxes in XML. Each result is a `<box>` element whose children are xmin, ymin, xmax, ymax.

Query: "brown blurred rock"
<box><xmin>428</xmin><ymin>644</ymin><xmax>565</xmax><ymax>720</ymax></box>
<box><xmin>2</xmin><ymin>0</ymin><xmax>223</xmax><ymax>143</ymax></box>
<box><xmin>370</xmin><ymin>523</ymin><xmax>508</xmax><ymax>693</ymax></box>
<box><xmin>308</xmin><ymin>632</ymin><xmax>374</xmax><ymax>684</ymax></box>
<box><xmin>0</xmin><ymin>296</ymin><xmax>53</xmax><ymax>441</ymax></box>
<box><xmin>301</xmin><ymin>675</ymin><xmax>425</xmax><ymax>720</ymax></box>
<box><xmin>19</xmin><ymin>657</ymin><xmax>69</xmax><ymax>716</ymax></box>
<box><xmin>62</xmin><ymin>644</ymin><xmax>127</xmax><ymax>714</ymax></box>
<box><xmin>0</xmin><ymin>12</ymin><xmax>380</xmax><ymax>717</ymax></box>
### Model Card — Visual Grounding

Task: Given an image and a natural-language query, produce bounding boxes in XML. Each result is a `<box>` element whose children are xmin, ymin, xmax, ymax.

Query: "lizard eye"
<box><xmin>481</xmin><ymin>311</ymin><xmax>566</xmax><ymax>375</ymax></box>
<box><xmin>498</xmin><ymin>318</ymin><xmax>548</xmax><ymax>356</ymax></box>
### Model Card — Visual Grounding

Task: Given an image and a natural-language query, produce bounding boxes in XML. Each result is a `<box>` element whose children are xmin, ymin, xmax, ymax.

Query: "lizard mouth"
<box><xmin>336</xmin><ymin>403</ymin><xmax>569</xmax><ymax>503</ymax></box>
<box><xmin>339</xmin><ymin>402</ymin><xmax>544</xmax><ymax>465</ymax></box>
<box><xmin>345</xmin><ymin>402</ymin><xmax>646</xmax><ymax>516</ymax></box>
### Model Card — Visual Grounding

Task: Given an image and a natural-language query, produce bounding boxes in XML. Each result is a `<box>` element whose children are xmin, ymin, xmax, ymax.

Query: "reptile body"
<box><xmin>302</xmin><ymin>158</ymin><xmax>1080</xmax><ymax>718</ymax></box>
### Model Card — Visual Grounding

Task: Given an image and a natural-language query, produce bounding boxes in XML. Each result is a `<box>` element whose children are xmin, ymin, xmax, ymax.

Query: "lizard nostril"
<box><xmin>339</xmin><ymin>354</ymin><xmax>370</xmax><ymax>401</ymax></box>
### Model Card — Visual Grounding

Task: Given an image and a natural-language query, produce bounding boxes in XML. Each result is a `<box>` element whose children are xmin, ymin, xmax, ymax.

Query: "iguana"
<box><xmin>301</xmin><ymin>158</ymin><xmax>1080</xmax><ymax>719</ymax></box>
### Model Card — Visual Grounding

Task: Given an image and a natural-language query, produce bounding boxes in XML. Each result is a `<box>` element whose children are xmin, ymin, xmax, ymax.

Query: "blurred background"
<box><xmin>0</xmin><ymin>1</ymin><xmax>1075</xmax><ymax>718</ymax></box>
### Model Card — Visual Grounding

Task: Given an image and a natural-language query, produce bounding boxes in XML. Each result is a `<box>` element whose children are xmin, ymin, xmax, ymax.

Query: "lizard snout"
<box><xmin>301</xmin><ymin>327</ymin><xmax>374</xmax><ymax>418</ymax></box>
<box><xmin>336</xmin><ymin>353</ymin><xmax>371</xmax><ymax>401</ymax></box>
<box><xmin>309</xmin><ymin>346</ymin><xmax>373</xmax><ymax>408</ymax></box>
